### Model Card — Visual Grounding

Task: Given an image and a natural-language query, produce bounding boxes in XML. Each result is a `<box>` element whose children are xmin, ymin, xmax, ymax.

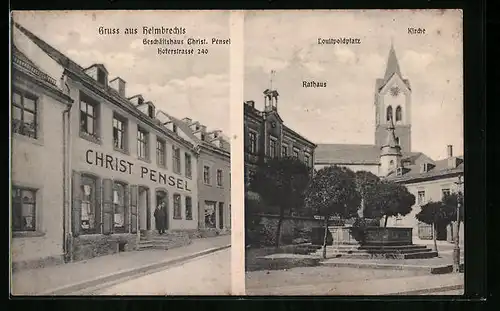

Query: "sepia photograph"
<box><xmin>243</xmin><ymin>10</ymin><xmax>464</xmax><ymax>295</ymax></box>
<box><xmin>10</xmin><ymin>10</ymin><xmax>232</xmax><ymax>296</ymax></box>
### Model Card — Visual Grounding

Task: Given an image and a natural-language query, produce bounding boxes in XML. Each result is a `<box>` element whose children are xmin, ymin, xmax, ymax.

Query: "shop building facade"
<box><xmin>160</xmin><ymin>114</ymin><xmax>231</xmax><ymax>235</ymax></box>
<box><xmin>13</xmin><ymin>22</ymin><xmax>202</xmax><ymax>263</ymax></box>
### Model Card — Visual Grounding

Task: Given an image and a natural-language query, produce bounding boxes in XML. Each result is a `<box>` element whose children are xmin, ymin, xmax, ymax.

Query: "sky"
<box><xmin>13</xmin><ymin>10</ymin><xmax>231</xmax><ymax>137</ymax></box>
<box><xmin>243</xmin><ymin>10</ymin><xmax>463</xmax><ymax>160</ymax></box>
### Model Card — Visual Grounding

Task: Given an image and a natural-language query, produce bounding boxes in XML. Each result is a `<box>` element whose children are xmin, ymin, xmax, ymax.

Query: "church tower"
<box><xmin>374</xmin><ymin>43</ymin><xmax>412</xmax><ymax>153</ymax></box>
<box><xmin>379</xmin><ymin>117</ymin><xmax>402</xmax><ymax>177</ymax></box>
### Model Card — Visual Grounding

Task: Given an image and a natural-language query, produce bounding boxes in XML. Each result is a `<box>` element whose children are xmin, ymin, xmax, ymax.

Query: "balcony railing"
<box><xmin>13</xmin><ymin>55</ymin><xmax>58</xmax><ymax>86</ymax></box>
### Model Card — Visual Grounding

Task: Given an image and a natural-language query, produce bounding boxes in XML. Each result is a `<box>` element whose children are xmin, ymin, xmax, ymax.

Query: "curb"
<box><xmin>320</xmin><ymin>261</ymin><xmax>464</xmax><ymax>274</ymax></box>
<box><xmin>389</xmin><ymin>284</ymin><xmax>464</xmax><ymax>295</ymax></box>
<box><xmin>40</xmin><ymin>244</ymin><xmax>231</xmax><ymax>295</ymax></box>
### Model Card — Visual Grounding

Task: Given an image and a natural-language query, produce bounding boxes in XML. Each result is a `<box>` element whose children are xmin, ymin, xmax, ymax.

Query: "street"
<box><xmin>86</xmin><ymin>248</ymin><xmax>231</xmax><ymax>295</ymax></box>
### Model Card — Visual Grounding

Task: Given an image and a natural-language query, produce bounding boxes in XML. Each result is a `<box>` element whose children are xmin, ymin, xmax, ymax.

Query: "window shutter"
<box><xmin>102</xmin><ymin>178</ymin><xmax>113</xmax><ymax>235</ymax></box>
<box><xmin>71</xmin><ymin>171</ymin><xmax>82</xmax><ymax>237</ymax></box>
<box><xmin>130</xmin><ymin>185</ymin><xmax>138</xmax><ymax>233</ymax></box>
<box><xmin>95</xmin><ymin>178</ymin><xmax>102</xmax><ymax>234</ymax></box>
<box><xmin>124</xmin><ymin>185</ymin><xmax>130</xmax><ymax>232</ymax></box>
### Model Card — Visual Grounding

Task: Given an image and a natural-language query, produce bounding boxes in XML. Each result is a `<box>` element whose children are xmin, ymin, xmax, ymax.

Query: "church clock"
<box><xmin>390</xmin><ymin>86</ymin><xmax>400</xmax><ymax>97</ymax></box>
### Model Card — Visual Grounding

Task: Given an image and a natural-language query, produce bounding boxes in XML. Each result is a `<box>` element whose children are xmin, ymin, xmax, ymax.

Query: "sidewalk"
<box><xmin>246</xmin><ymin>273</ymin><xmax>464</xmax><ymax>296</ymax></box>
<box><xmin>11</xmin><ymin>235</ymin><xmax>230</xmax><ymax>295</ymax></box>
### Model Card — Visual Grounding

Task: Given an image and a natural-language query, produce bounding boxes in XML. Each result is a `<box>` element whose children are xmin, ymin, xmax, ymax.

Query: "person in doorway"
<box><xmin>154</xmin><ymin>202</ymin><xmax>166</xmax><ymax>234</ymax></box>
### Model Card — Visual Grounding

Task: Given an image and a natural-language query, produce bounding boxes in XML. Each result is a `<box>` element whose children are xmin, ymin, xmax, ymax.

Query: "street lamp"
<box><xmin>453</xmin><ymin>174</ymin><xmax>464</xmax><ymax>273</ymax></box>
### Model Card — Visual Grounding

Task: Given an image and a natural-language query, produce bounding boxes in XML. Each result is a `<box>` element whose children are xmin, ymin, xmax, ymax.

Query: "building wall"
<box><xmin>197</xmin><ymin>149</ymin><xmax>231</xmax><ymax>231</ymax></box>
<box><xmin>67</xmin><ymin>77</ymin><xmax>198</xmax><ymax>259</ymax></box>
<box><xmin>11</xmin><ymin>77</ymin><xmax>67</xmax><ymax>267</ymax></box>
<box><xmin>386</xmin><ymin>175</ymin><xmax>464</xmax><ymax>243</ymax></box>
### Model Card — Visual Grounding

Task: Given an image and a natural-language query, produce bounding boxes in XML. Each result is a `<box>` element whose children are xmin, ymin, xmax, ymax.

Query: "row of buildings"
<box><xmin>244</xmin><ymin>44</ymin><xmax>464</xmax><ymax>244</ymax></box>
<box><xmin>11</xmin><ymin>23</ymin><xmax>231</xmax><ymax>270</ymax></box>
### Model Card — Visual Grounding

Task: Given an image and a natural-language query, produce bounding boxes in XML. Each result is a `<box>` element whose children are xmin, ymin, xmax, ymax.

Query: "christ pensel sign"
<box><xmin>85</xmin><ymin>149</ymin><xmax>191</xmax><ymax>191</ymax></box>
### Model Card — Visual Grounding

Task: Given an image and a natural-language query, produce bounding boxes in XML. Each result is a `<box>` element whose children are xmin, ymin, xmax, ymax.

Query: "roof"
<box><xmin>384</xmin><ymin>44</ymin><xmax>402</xmax><ymax>81</ymax></box>
<box><xmin>14</xmin><ymin>22</ymin><xmax>195</xmax><ymax>150</ymax></box>
<box><xmin>314</xmin><ymin>143</ymin><xmax>429</xmax><ymax>165</ymax></box>
<box><xmin>386</xmin><ymin>156</ymin><xmax>464</xmax><ymax>183</ymax></box>
<box><xmin>12</xmin><ymin>45</ymin><xmax>58</xmax><ymax>87</ymax></box>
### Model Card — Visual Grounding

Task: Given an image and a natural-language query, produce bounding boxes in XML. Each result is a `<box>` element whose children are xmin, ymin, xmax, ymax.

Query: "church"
<box><xmin>314</xmin><ymin>44</ymin><xmax>464</xmax><ymax>243</ymax></box>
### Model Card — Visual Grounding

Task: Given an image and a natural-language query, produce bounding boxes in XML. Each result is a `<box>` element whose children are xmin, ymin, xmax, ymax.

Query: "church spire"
<box><xmin>383</xmin><ymin>42</ymin><xmax>402</xmax><ymax>81</ymax></box>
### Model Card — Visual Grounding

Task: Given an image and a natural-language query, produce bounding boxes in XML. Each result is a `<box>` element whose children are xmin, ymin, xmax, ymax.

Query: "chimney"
<box><xmin>245</xmin><ymin>100</ymin><xmax>255</xmax><ymax>108</ymax></box>
<box><xmin>447</xmin><ymin>145</ymin><xmax>453</xmax><ymax>158</ymax></box>
<box><xmin>110</xmin><ymin>77</ymin><xmax>126</xmax><ymax>97</ymax></box>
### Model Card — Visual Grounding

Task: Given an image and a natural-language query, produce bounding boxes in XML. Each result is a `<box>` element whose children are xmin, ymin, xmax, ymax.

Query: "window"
<box><xmin>201</xmin><ymin>133</ymin><xmax>206</xmax><ymax>141</ymax></box>
<box><xmin>396</xmin><ymin>106</ymin><xmax>402</xmax><ymax>122</ymax></box>
<box><xmin>417</xmin><ymin>191</ymin><xmax>426</xmax><ymax>205</ymax></box>
<box><xmin>137</xmin><ymin>127</ymin><xmax>149</xmax><ymax>159</ymax></box>
<box><xmin>113</xmin><ymin>114</ymin><xmax>127</xmax><ymax>151</ymax></box>
<box><xmin>218</xmin><ymin>202</ymin><xmax>224</xmax><ymax>229</ymax></box>
<box><xmin>156</xmin><ymin>138</ymin><xmax>166</xmax><ymax>167</ymax></box>
<box><xmin>304</xmin><ymin>154</ymin><xmax>310</xmax><ymax>166</ymax></box>
<box><xmin>203</xmin><ymin>165</ymin><xmax>211</xmax><ymax>185</ymax></box>
<box><xmin>173</xmin><ymin>194</ymin><xmax>182</xmax><ymax>219</ymax></box>
<box><xmin>97</xmin><ymin>69</ymin><xmax>106</xmax><ymax>85</ymax></box>
<box><xmin>395</xmin><ymin>137</ymin><xmax>400</xmax><ymax>145</ymax></box>
<box><xmin>248</xmin><ymin>131</ymin><xmax>257</xmax><ymax>153</ymax></box>
<box><xmin>12</xmin><ymin>91</ymin><xmax>38</xmax><ymax>139</ymax></box>
<box><xmin>185</xmin><ymin>153</ymin><xmax>192</xmax><ymax>178</ymax></box>
<box><xmin>269</xmin><ymin>137</ymin><xmax>277</xmax><ymax>158</ymax></box>
<box><xmin>12</xmin><ymin>186</ymin><xmax>37</xmax><ymax>232</ymax></box>
<box><xmin>113</xmin><ymin>182</ymin><xmax>127</xmax><ymax>232</ymax></box>
<box><xmin>173</xmin><ymin>124</ymin><xmax>178</xmax><ymax>134</ymax></box>
<box><xmin>282</xmin><ymin>145</ymin><xmax>288</xmax><ymax>157</ymax></box>
<box><xmin>217</xmin><ymin>169</ymin><xmax>223</xmax><ymax>187</ymax></box>
<box><xmin>81</xmin><ymin>176</ymin><xmax>100</xmax><ymax>233</ymax></box>
<box><xmin>147</xmin><ymin>105</ymin><xmax>155</xmax><ymax>118</ymax></box>
<box><xmin>442</xmin><ymin>188</ymin><xmax>451</xmax><ymax>199</ymax></box>
<box><xmin>293</xmin><ymin>148</ymin><xmax>299</xmax><ymax>158</ymax></box>
<box><xmin>204</xmin><ymin>201</ymin><xmax>216</xmax><ymax>228</ymax></box>
<box><xmin>80</xmin><ymin>94</ymin><xmax>99</xmax><ymax>137</ymax></box>
<box><xmin>386</xmin><ymin>105</ymin><xmax>393</xmax><ymax>122</ymax></box>
<box><xmin>172</xmin><ymin>146</ymin><xmax>181</xmax><ymax>174</ymax></box>
<box><xmin>185</xmin><ymin>196</ymin><xmax>193</xmax><ymax>220</ymax></box>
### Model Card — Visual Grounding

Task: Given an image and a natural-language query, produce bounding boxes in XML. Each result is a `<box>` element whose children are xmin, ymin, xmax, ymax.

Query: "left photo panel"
<box><xmin>10</xmin><ymin>10</ymin><xmax>232</xmax><ymax>295</ymax></box>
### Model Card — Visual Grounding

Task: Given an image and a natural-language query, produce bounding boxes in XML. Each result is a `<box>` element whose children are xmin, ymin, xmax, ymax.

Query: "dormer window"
<box><xmin>420</xmin><ymin>163</ymin><xmax>434</xmax><ymax>173</ymax></box>
<box><xmin>396</xmin><ymin>167</ymin><xmax>404</xmax><ymax>176</ymax></box>
<box><xmin>196</xmin><ymin>125</ymin><xmax>200</xmax><ymax>131</ymax></box>
<box><xmin>147</xmin><ymin>105</ymin><xmax>154</xmax><ymax>118</ymax></box>
<box><xmin>201</xmin><ymin>133</ymin><xmax>206</xmax><ymax>141</ymax></box>
<box><xmin>97</xmin><ymin>69</ymin><xmax>106</xmax><ymax>85</ymax></box>
<box><xmin>138</xmin><ymin>97</ymin><xmax>144</xmax><ymax>106</ymax></box>
<box><xmin>173</xmin><ymin>124</ymin><xmax>178</xmax><ymax>134</ymax></box>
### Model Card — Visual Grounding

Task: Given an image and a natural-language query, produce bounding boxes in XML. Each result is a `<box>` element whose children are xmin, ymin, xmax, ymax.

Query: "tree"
<box><xmin>249</xmin><ymin>157</ymin><xmax>311</xmax><ymax>248</ymax></box>
<box><xmin>244</xmin><ymin>192</ymin><xmax>266</xmax><ymax>247</ymax></box>
<box><xmin>363</xmin><ymin>181</ymin><xmax>416</xmax><ymax>227</ymax></box>
<box><xmin>442</xmin><ymin>191</ymin><xmax>464</xmax><ymax>242</ymax></box>
<box><xmin>415</xmin><ymin>200</ymin><xmax>455</xmax><ymax>253</ymax></box>
<box><xmin>305</xmin><ymin>166</ymin><xmax>361</xmax><ymax>258</ymax></box>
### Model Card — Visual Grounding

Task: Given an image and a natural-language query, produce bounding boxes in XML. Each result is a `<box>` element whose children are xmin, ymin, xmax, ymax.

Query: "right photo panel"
<box><xmin>243</xmin><ymin>10</ymin><xmax>464</xmax><ymax>295</ymax></box>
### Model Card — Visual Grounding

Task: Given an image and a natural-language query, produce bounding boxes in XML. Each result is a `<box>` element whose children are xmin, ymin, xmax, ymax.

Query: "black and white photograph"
<box><xmin>10</xmin><ymin>11</ymin><xmax>232</xmax><ymax>295</ymax></box>
<box><xmin>243</xmin><ymin>10</ymin><xmax>464</xmax><ymax>295</ymax></box>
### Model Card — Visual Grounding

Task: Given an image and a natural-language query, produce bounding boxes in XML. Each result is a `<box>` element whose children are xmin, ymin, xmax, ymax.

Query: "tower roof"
<box><xmin>383</xmin><ymin>43</ymin><xmax>402</xmax><ymax>81</ymax></box>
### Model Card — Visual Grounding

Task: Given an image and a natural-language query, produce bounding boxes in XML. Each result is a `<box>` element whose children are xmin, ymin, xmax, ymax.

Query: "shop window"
<box><xmin>173</xmin><ymin>194</ymin><xmax>182</xmax><ymax>219</ymax></box>
<box><xmin>185</xmin><ymin>196</ymin><xmax>193</xmax><ymax>220</ymax></box>
<box><xmin>113</xmin><ymin>182</ymin><xmax>127</xmax><ymax>232</ymax></box>
<box><xmin>204</xmin><ymin>201</ymin><xmax>216</xmax><ymax>229</ymax></box>
<box><xmin>81</xmin><ymin>175</ymin><xmax>100</xmax><ymax>234</ymax></box>
<box><xmin>12</xmin><ymin>90</ymin><xmax>38</xmax><ymax>139</ymax></box>
<box><xmin>12</xmin><ymin>186</ymin><xmax>37</xmax><ymax>232</ymax></box>
<box><xmin>218</xmin><ymin>202</ymin><xmax>224</xmax><ymax>229</ymax></box>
